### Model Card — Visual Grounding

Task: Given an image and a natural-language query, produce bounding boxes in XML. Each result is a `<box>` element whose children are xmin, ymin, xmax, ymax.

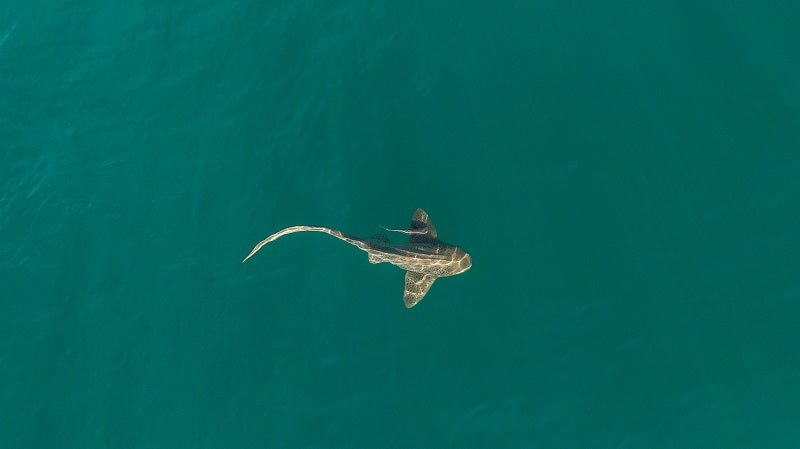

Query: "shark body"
<box><xmin>242</xmin><ymin>208</ymin><xmax>471</xmax><ymax>308</ymax></box>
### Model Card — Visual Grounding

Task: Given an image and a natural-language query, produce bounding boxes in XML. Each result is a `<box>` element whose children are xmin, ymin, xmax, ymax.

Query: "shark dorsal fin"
<box><xmin>371</xmin><ymin>233</ymin><xmax>389</xmax><ymax>244</ymax></box>
<box><xmin>409</xmin><ymin>208</ymin><xmax>438</xmax><ymax>243</ymax></box>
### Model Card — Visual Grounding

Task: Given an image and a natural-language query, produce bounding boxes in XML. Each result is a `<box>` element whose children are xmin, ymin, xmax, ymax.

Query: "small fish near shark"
<box><xmin>242</xmin><ymin>208</ymin><xmax>472</xmax><ymax>308</ymax></box>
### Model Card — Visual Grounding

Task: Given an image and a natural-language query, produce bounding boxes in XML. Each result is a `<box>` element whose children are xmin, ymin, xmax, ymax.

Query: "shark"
<box><xmin>242</xmin><ymin>208</ymin><xmax>471</xmax><ymax>308</ymax></box>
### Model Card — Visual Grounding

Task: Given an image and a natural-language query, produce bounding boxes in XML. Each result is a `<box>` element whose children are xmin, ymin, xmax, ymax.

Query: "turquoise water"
<box><xmin>2</xmin><ymin>1</ymin><xmax>800</xmax><ymax>447</ymax></box>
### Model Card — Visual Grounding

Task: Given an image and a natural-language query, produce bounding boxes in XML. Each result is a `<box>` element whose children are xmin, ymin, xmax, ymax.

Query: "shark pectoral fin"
<box><xmin>409</xmin><ymin>209</ymin><xmax>438</xmax><ymax>243</ymax></box>
<box><xmin>403</xmin><ymin>271</ymin><xmax>437</xmax><ymax>308</ymax></box>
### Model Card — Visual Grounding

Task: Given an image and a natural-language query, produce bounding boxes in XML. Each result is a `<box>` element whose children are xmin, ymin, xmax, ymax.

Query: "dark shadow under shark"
<box><xmin>242</xmin><ymin>208</ymin><xmax>471</xmax><ymax>308</ymax></box>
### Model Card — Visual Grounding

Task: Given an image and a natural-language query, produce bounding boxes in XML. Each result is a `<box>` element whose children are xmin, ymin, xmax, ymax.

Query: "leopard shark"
<box><xmin>242</xmin><ymin>208</ymin><xmax>471</xmax><ymax>308</ymax></box>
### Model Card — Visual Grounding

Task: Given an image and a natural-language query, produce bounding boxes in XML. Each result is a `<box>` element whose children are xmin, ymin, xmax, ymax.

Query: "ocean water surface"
<box><xmin>2</xmin><ymin>1</ymin><xmax>799</xmax><ymax>447</ymax></box>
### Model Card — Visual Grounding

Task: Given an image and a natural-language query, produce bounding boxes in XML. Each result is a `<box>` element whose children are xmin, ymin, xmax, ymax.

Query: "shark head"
<box><xmin>450</xmin><ymin>246</ymin><xmax>472</xmax><ymax>275</ymax></box>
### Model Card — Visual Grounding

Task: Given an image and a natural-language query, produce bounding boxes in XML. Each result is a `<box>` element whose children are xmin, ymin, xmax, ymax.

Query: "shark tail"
<box><xmin>242</xmin><ymin>225</ymin><xmax>368</xmax><ymax>263</ymax></box>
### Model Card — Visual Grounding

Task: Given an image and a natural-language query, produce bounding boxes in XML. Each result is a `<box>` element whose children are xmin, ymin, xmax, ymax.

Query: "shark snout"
<box><xmin>454</xmin><ymin>248</ymin><xmax>472</xmax><ymax>274</ymax></box>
